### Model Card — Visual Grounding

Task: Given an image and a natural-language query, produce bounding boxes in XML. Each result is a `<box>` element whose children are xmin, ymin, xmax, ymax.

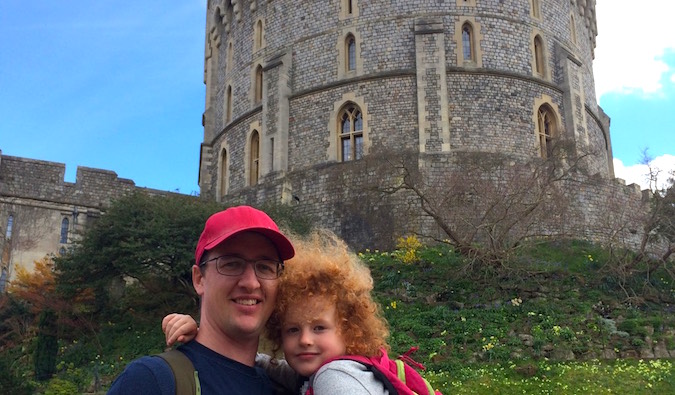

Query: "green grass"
<box><xmin>425</xmin><ymin>359</ymin><xmax>674</xmax><ymax>394</ymax></box>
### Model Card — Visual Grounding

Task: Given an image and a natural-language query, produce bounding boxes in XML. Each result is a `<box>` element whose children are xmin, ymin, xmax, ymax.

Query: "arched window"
<box><xmin>249</xmin><ymin>131</ymin><xmax>260</xmax><ymax>185</ymax></box>
<box><xmin>537</xmin><ymin>105</ymin><xmax>556</xmax><ymax>158</ymax></box>
<box><xmin>534</xmin><ymin>35</ymin><xmax>545</xmax><ymax>76</ymax></box>
<box><xmin>462</xmin><ymin>23</ymin><xmax>474</xmax><ymax>61</ymax></box>
<box><xmin>339</xmin><ymin>104</ymin><xmax>363</xmax><ymax>161</ymax></box>
<box><xmin>254</xmin><ymin>20</ymin><xmax>263</xmax><ymax>51</ymax></box>
<box><xmin>346</xmin><ymin>35</ymin><xmax>356</xmax><ymax>72</ymax></box>
<box><xmin>5</xmin><ymin>215</ymin><xmax>13</xmax><ymax>239</ymax></box>
<box><xmin>255</xmin><ymin>65</ymin><xmax>263</xmax><ymax>103</ymax></box>
<box><xmin>226</xmin><ymin>85</ymin><xmax>232</xmax><ymax>123</ymax></box>
<box><xmin>60</xmin><ymin>217</ymin><xmax>69</xmax><ymax>244</ymax></box>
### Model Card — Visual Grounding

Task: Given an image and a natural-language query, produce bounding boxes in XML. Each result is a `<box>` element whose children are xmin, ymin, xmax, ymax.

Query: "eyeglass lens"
<box><xmin>215</xmin><ymin>256</ymin><xmax>281</xmax><ymax>279</ymax></box>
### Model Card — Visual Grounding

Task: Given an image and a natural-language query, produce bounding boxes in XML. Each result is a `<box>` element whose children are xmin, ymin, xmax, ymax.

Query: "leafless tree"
<box><xmin>349</xmin><ymin>140</ymin><xmax>590</xmax><ymax>267</ymax></box>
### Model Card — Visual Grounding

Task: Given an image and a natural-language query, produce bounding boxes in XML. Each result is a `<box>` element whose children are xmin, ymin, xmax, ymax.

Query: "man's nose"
<box><xmin>237</xmin><ymin>262</ymin><xmax>261</xmax><ymax>289</ymax></box>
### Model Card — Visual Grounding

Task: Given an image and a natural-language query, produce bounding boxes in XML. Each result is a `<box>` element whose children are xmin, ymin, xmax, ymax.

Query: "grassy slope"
<box><xmin>366</xmin><ymin>240</ymin><xmax>675</xmax><ymax>393</ymax></box>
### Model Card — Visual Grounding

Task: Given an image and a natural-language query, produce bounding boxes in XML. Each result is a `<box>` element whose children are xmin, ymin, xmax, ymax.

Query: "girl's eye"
<box><xmin>285</xmin><ymin>327</ymin><xmax>299</xmax><ymax>334</ymax></box>
<box><xmin>313</xmin><ymin>325</ymin><xmax>326</xmax><ymax>332</ymax></box>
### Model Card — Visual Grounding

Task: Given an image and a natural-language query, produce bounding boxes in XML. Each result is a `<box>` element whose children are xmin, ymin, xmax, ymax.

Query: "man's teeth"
<box><xmin>236</xmin><ymin>299</ymin><xmax>258</xmax><ymax>305</ymax></box>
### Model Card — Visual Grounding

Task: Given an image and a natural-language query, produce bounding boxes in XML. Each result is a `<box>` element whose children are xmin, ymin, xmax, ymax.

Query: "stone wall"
<box><xmin>0</xmin><ymin>151</ymin><xmax>169</xmax><ymax>288</ymax></box>
<box><xmin>199</xmin><ymin>0</ymin><xmax>642</xmax><ymax>251</ymax></box>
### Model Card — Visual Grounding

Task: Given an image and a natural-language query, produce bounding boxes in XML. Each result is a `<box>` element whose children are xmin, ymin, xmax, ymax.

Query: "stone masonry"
<box><xmin>196</xmin><ymin>0</ymin><xmax>649</xmax><ymax>249</ymax></box>
<box><xmin>0</xmin><ymin>151</ymin><xmax>169</xmax><ymax>288</ymax></box>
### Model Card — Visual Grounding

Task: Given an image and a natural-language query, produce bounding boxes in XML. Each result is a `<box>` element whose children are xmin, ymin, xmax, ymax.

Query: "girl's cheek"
<box><xmin>281</xmin><ymin>334</ymin><xmax>295</xmax><ymax>353</ymax></box>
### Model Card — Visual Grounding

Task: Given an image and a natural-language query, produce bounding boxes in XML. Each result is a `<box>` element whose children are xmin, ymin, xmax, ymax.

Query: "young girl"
<box><xmin>164</xmin><ymin>231</ymin><xmax>391</xmax><ymax>394</ymax></box>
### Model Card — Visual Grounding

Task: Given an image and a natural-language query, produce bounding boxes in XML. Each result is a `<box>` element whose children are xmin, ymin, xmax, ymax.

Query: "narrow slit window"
<box><xmin>5</xmin><ymin>215</ymin><xmax>13</xmax><ymax>239</ymax></box>
<box><xmin>60</xmin><ymin>217</ymin><xmax>69</xmax><ymax>244</ymax></box>
<box><xmin>226</xmin><ymin>85</ymin><xmax>232</xmax><ymax>123</ymax></box>
<box><xmin>534</xmin><ymin>35</ymin><xmax>545</xmax><ymax>76</ymax></box>
<box><xmin>254</xmin><ymin>20</ymin><xmax>263</xmax><ymax>50</ymax></box>
<box><xmin>220</xmin><ymin>149</ymin><xmax>228</xmax><ymax>198</ymax></box>
<box><xmin>347</xmin><ymin>35</ymin><xmax>356</xmax><ymax>71</ymax></box>
<box><xmin>462</xmin><ymin>23</ymin><xmax>473</xmax><ymax>61</ymax></box>
<box><xmin>250</xmin><ymin>131</ymin><xmax>260</xmax><ymax>185</ymax></box>
<box><xmin>255</xmin><ymin>65</ymin><xmax>263</xmax><ymax>103</ymax></box>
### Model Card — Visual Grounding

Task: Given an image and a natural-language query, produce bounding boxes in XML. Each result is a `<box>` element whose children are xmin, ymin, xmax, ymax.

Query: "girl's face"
<box><xmin>281</xmin><ymin>297</ymin><xmax>347</xmax><ymax>377</ymax></box>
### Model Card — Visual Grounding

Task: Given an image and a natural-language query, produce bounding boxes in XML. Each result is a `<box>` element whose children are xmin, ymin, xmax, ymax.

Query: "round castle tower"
<box><xmin>198</xmin><ymin>0</ymin><xmax>619</xmax><ymax>246</ymax></box>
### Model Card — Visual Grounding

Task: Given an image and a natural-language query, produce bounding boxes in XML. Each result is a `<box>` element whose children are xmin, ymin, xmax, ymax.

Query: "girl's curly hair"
<box><xmin>266</xmin><ymin>230</ymin><xmax>389</xmax><ymax>357</ymax></box>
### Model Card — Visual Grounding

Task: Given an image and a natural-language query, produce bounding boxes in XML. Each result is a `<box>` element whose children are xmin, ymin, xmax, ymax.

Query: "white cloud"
<box><xmin>594</xmin><ymin>0</ymin><xmax>675</xmax><ymax>97</ymax></box>
<box><xmin>613</xmin><ymin>154</ymin><xmax>675</xmax><ymax>191</ymax></box>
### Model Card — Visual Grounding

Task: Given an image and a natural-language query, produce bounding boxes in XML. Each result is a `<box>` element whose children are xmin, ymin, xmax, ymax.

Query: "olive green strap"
<box><xmin>157</xmin><ymin>350</ymin><xmax>201</xmax><ymax>395</ymax></box>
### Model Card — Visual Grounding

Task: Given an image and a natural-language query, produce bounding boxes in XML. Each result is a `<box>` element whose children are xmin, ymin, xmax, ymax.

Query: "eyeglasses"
<box><xmin>199</xmin><ymin>255</ymin><xmax>284</xmax><ymax>280</ymax></box>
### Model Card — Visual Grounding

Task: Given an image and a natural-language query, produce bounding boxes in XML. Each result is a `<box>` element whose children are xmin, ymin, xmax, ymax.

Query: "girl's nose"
<box><xmin>299</xmin><ymin>329</ymin><xmax>313</xmax><ymax>346</ymax></box>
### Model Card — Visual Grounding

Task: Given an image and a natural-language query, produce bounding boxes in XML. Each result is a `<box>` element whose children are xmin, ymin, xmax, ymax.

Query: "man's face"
<box><xmin>194</xmin><ymin>231</ymin><xmax>281</xmax><ymax>342</ymax></box>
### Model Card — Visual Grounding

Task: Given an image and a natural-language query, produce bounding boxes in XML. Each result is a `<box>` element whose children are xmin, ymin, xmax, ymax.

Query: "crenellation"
<box><xmin>0</xmin><ymin>152</ymin><xmax>174</xmax><ymax>285</ymax></box>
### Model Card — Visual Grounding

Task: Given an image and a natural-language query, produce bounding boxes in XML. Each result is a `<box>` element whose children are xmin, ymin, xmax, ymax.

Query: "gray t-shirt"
<box><xmin>309</xmin><ymin>360</ymin><xmax>389</xmax><ymax>395</ymax></box>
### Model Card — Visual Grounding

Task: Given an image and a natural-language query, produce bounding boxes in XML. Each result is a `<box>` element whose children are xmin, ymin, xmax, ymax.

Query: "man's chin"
<box><xmin>231</xmin><ymin>319</ymin><xmax>266</xmax><ymax>338</ymax></box>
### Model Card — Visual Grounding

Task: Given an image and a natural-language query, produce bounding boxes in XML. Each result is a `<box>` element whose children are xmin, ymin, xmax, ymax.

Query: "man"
<box><xmin>108</xmin><ymin>205</ymin><xmax>295</xmax><ymax>395</ymax></box>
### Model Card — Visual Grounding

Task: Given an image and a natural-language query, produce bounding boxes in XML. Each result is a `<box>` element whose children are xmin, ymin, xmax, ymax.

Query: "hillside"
<box><xmin>368</xmin><ymin>239</ymin><xmax>674</xmax><ymax>392</ymax></box>
<box><xmin>1</xmin><ymin>236</ymin><xmax>673</xmax><ymax>394</ymax></box>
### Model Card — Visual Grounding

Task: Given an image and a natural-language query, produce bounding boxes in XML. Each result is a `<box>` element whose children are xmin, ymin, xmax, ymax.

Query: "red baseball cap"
<box><xmin>195</xmin><ymin>205</ymin><xmax>295</xmax><ymax>265</ymax></box>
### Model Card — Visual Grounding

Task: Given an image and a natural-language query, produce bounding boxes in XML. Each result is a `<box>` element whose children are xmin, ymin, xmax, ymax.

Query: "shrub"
<box><xmin>43</xmin><ymin>378</ymin><xmax>78</xmax><ymax>395</ymax></box>
<box><xmin>34</xmin><ymin>310</ymin><xmax>58</xmax><ymax>381</ymax></box>
<box><xmin>0</xmin><ymin>354</ymin><xmax>34</xmax><ymax>395</ymax></box>
<box><xmin>395</xmin><ymin>235</ymin><xmax>423</xmax><ymax>264</ymax></box>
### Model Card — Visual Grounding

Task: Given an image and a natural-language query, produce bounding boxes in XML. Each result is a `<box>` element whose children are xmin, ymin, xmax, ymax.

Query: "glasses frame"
<box><xmin>199</xmin><ymin>254</ymin><xmax>284</xmax><ymax>280</ymax></box>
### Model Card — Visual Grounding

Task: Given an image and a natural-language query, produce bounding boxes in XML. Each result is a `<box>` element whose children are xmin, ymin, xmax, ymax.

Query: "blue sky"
<box><xmin>1</xmin><ymin>1</ymin><xmax>673</xmax><ymax>194</ymax></box>
<box><xmin>0</xmin><ymin>1</ymin><xmax>206</xmax><ymax>194</ymax></box>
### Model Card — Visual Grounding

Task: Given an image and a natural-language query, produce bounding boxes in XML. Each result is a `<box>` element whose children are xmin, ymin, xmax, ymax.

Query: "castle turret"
<box><xmin>198</xmin><ymin>0</ymin><xmax>627</xmax><ymax>248</ymax></box>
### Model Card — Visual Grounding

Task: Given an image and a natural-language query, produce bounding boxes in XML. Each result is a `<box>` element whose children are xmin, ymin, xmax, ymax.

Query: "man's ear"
<box><xmin>192</xmin><ymin>264</ymin><xmax>205</xmax><ymax>296</ymax></box>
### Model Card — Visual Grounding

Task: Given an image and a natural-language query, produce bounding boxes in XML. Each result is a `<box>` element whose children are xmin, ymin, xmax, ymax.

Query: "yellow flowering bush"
<box><xmin>395</xmin><ymin>235</ymin><xmax>423</xmax><ymax>264</ymax></box>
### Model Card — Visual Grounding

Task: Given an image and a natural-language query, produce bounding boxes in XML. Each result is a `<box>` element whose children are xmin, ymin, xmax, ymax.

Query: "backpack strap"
<box><xmin>157</xmin><ymin>350</ymin><xmax>201</xmax><ymax>395</ymax></box>
<box><xmin>394</xmin><ymin>359</ymin><xmax>436</xmax><ymax>395</ymax></box>
<box><xmin>321</xmin><ymin>350</ymin><xmax>439</xmax><ymax>395</ymax></box>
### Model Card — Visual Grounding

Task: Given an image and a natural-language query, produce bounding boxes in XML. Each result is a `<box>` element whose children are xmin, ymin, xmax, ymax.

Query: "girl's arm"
<box><xmin>256</xmin><ymin>353</ymin><xmax>300</xmax><ymax>395</ymax></box>
<box><xmin>162</xmin><ymin>313</ymin><xmax>198</xmax><ymax>346</ymax></box>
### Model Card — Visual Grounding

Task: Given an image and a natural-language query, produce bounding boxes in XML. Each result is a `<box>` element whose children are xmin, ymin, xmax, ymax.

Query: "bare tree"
<box><xmin>353</xmin><ymin>141</ymin><xmax>589</xmax><ymax>267</ymax></box>
<box><xmin>632</xmin><ymin>151</ymin><xmax>674</xmax><ymax>267</ymax></box>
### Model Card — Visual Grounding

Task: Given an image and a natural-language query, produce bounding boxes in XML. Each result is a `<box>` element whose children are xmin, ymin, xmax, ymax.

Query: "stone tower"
<box><xmin>198</xmin><ymin>0</ymin><xmax>632</xmax><ymax>248</ymax></box>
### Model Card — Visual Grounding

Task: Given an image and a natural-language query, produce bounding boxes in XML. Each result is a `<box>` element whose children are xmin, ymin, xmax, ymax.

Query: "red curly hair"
<box><xmin>266</xmin><ymin>230</ymin><xmax>389</xmax><ymax>357</ymax></box>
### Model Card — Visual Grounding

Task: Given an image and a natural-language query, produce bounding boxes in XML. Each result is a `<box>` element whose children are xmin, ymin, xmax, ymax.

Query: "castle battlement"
<box><xmin>0</xmin><ymin>150</ymin><xmax>171</xmax><ymax>288</ymax></box>
<box><xmin>0</xmin><ymin>151</ymin><xmax>136</xmax><ymax>208</ymax></box>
